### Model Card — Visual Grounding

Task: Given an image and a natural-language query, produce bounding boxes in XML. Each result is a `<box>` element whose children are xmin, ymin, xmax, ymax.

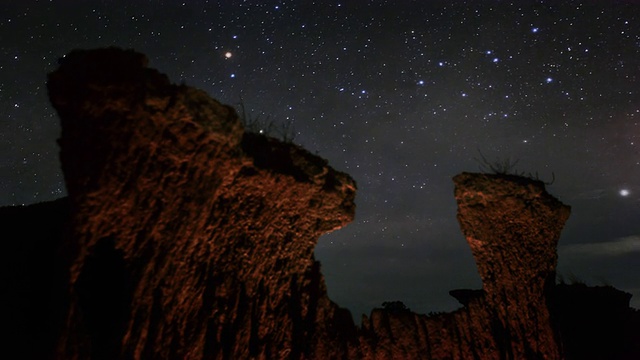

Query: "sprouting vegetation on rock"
<box><xmin>474</xmin><ymin>149</ymin><xmax>555</xmax><ymax>185</ymax></box>
<box><xmin>237</xmin><ymin>98</ymin><xmax>296</xmax><ymax>143</ymax></box>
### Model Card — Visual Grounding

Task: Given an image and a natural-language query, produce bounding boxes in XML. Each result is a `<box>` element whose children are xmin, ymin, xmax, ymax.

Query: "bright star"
<box><xmin>620</xmin><ymin>189</ymin><xmax>630</xmax><ymax>197</ymax></box>
<box><xmin>224</xmin><ymin>51</ymin><xmax>232</xmax><ymax>59</ymax></box>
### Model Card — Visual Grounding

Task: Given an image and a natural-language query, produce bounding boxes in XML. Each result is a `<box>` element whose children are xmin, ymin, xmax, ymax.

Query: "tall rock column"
<box><xmin>453</xmin><ymin>173</ymin><xmax>571</xmax><ymax>359</ymax></box>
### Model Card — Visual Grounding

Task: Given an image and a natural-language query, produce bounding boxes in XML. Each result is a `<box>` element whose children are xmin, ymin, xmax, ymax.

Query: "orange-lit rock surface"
<box><xmin>453</xmin><ymin>173</ymin><xmax>570</xmax><ymax>359</ymax></box>
<box><xmin>47</xmin><ymin>47</ymin><xmax>358</xmax><ymax>359</ymax></box>
<box><xmin>3</xmin><ymin>47</ymin><xmax>627</xmax><ymax>359</ymax></box>
<box><xmin>357</xmin><ymin>173</ymin><xmax>570</xmax><ymax>359</ymax></box>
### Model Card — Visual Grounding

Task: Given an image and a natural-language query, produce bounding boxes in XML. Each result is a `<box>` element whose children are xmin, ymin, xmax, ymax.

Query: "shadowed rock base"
<box><xmin>2</xmin><ymin>47</ymin><xmax>638</xmax><ymax>359</ymax></box>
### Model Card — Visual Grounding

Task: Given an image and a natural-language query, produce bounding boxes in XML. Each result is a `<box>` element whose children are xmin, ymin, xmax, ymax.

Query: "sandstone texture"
<box><xmin>47</xmin><ymin>47</ymin><xmax>357</xmax><ymax>360</ymax></box>
<box><xmin>2</xmin><ymin>47</ymin><xmax>638</xmax><ymax>359</ymax></box>
<box><xmin>453</xmin><ymin>173</ymin><xmax>570</xmax><ymax>359</ymax></box>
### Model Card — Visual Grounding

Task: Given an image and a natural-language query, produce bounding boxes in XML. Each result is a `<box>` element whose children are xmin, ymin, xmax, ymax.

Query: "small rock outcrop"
<box><xmin>3</xmin><ymin>47</ymin><xmax>638</xmax><ymax>359</ymax></box>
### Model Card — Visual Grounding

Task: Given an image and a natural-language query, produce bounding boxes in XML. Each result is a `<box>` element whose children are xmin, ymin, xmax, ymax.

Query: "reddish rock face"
<box><xmin>453</xmin><ymin>173</ymin><xmax>571</xmax><ymax>359</ymax></box>
<box><xmin>48</xmin><ymin>47</ymin><xmax>358</xmax><ymax>359</ymax></box>
<box><xmin>357</xmin><ymin>174</ymin><xmax>571</xmax><ymax>360</ymax></box>
<box><xmin>44</xmin><ymin>48</ymin><xmax>577</xmax><ymax>359</ymax></box>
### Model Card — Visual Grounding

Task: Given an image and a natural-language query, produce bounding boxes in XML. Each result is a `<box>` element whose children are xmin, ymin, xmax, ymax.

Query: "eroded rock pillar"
<box><xmin>453</xmin><ymin>172</ymin><xmax>570</xmax><ymax>359</ymax></box>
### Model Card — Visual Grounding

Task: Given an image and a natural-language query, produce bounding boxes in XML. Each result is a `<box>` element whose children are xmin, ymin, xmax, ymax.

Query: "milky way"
<box><xmin>1</xmin><ymin>0</ymin><xmax>639</xmax><ymax>316</ymax></box>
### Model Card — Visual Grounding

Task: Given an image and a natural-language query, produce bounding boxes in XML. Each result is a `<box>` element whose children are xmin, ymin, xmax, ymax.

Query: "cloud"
<box><xmin>573</xmin><ymin>188</ymin><xmax>608</xmax><ymax>200</ymax></box>
<box><xmin>572</xmin><ymin>186</ymin><xmax>637</xmax><ymax>201</ymax></box>
<box><xmin>559</xmin><ymin>235</ymin><xmax>640</xmax><ymax>256</ymax></box>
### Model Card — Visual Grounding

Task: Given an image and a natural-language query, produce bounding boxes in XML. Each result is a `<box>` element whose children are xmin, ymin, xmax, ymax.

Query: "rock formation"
<box><xmin>46</xmin><ymin>47</ymin><xmax>358</xmax><ymax>359</ymax></box>
<box><xmin>2</xmin><ymin>47</ymin><xmax>638</xmax><ymax>359</ymax></box>
<box><xmin>356</xmin><ymin>173</ymin><xmax>570</xmax><ymax>359</ymax></box>
<box><xmin>453</xmin><ymin>173</ymin><xmax>570</xmax><ymax>359</ymax></box>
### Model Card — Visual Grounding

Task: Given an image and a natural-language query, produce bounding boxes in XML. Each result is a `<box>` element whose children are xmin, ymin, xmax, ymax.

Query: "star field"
<box><xmin>1</xmin><ymin>0</ymin><xmax>639</xmax><ymax>317</ymax></box>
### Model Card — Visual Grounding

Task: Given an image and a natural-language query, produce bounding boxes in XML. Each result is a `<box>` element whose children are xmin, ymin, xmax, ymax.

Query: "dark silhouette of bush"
<box><xmin>381</xmin><ymin>301</ymin><xmax>410</xmax><ymax>312</ymax></box>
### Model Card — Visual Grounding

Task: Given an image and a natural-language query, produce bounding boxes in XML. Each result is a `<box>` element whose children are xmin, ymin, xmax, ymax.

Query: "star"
<box><xmin>3</xmin><ymin>0</ymin><xmax>640</xmax><ymax>317</ymax></box>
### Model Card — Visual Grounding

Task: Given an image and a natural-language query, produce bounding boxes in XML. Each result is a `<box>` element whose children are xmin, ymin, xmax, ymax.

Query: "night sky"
<box><xmin>2</xmin><ymin>0</ymin><xmax>639</xmax><ymax>317</ymax></box>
